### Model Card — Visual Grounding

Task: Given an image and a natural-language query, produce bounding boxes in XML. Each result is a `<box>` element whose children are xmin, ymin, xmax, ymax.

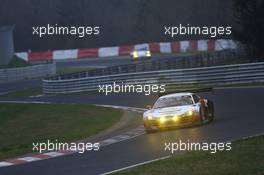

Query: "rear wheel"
<box><xmin>207</xmin><ymin>100</ymin><xmax>214</xmax><ymax>121</ymax></box>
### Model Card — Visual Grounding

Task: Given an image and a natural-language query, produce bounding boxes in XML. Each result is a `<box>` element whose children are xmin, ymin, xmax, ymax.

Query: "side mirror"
<box><xmin>146</xmin><ymin>105</ymin><xmax>152</xmax><ymax>110</ymax></box>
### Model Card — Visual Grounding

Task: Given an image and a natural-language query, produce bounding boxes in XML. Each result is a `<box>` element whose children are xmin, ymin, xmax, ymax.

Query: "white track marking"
<box><xmin>29</xmin><ymin>94</ymin><xmax>44</xmax><ymax>98</ymax></box>
<box><xmin>100</xmin><ymin>155</ymin><xmax>172</xmax><ymax>175</ymax></box>
<box><xmin>0</xmin><ymin>100</ymin><xmax>49</xmax><ymax>104</ymax></box>
<box><xmin>100</xmin><ymin>132</ymin><xmax>264</xmax><ymax>175</ymax></box>
<box><xmin>95</xmin><ymin>104</ymin><xmax>146</xmax><ymax>113</ymax></box>
<box><xmin>0</xmin><ymin>162</ymin><xmax>14</xmax><ymax>167</ymax></box>
<box><xmin>226</xmin><ymin>132</ymin><xmax>264</xmax><ymax>143</ymax></box>
<box><xmin>17</xmin><ymin>157</ymin><xmax>41</xmax><ymax>162</ymax></box>
<box><xmin>43</xmin><ymin>152</ymin><xmax>65</xmax><ymax>157</ymax></box>
<box><xmin>0</xmin><ymin>91</ymin><xmax>9</xmax><ymax>95</ymax></box>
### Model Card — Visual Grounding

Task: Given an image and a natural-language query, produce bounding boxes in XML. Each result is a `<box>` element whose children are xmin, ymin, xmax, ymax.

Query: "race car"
<box><xmin>143</xmin><ymin>92</ymin><xmax>214</xmax><ymax>131</ymax></box>
<box><xmin>130</xmin><ymin>48</ymin><xmax>151</xmax><ymax>59</ymax></box>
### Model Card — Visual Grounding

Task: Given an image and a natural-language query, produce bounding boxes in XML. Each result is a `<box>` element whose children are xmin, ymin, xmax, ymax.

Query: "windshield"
<box><xmin>153</xmin><ymin>95</ymin><xmax>194</xmax><ymax>109</ymax></box>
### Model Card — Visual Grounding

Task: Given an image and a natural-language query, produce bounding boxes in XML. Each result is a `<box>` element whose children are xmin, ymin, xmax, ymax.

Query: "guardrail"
<box><xmin>43</xmin><ymin>61</ymin><xmax>264</xmax><ymax>94</ymax></box>
<box><xmin>0</xmin><ymin>63</ymin><xmax>56</xmax><ymax>82</ymax></box>
<box><xmin>48</xmin><ymin>50</ymin><xmax>246</xmax><ymax>81</ymax></box>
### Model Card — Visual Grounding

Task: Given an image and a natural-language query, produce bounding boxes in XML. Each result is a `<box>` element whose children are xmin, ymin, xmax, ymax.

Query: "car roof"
<box><xmin>159</xmin><ymin>92</ymin><xmax>194</xmax><ymax>99</ymax></box>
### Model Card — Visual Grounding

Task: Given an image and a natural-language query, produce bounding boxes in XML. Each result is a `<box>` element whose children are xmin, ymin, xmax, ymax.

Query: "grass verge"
<box><xmin>113</xmin><ymin>135</ymin><xmax>264</xmax><ymax>175</ymax></box>
<box><xmin>0</xmin><ymin>103</ymin><xmax>122</xmax><ymax>160</ymax></box>
<box><xmin>0</xmin><ymin>55</ymin><xmax>31</xmax><ymax>69</ymax></box>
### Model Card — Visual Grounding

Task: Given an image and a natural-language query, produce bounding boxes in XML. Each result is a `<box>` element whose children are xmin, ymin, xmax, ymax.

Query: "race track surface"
<box><xmin>0</xmin><ymin>87</ymin><xmax>263</xmax><ymax>175</ymax></box>
<box><xmin>0</xmin><ymin>79</ymin><xmax>41</xmax><ymax>94</ymax></box>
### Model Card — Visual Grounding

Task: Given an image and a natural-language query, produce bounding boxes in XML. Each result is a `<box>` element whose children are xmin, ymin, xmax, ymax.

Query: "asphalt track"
<box><xmin>0</xmin><ymin>87</ymin><xmax>264</xmax><ymax>175</ymax></box>
<box><xmin>0</xmin><ymin>79</ymin><xmax>41</xmax><ymax>94</ymax></box>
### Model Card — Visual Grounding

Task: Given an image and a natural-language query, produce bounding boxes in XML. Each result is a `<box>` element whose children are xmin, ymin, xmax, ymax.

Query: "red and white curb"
<box><xmin>0</xmin><ymin>126</ymin><xmax>145</xmax><ymax>168</ymax></box>
<box><xmin>0</xmin><ymin>150</ymin><xmax>75</xmax><ymax>167</ymax></box>
<box><xmin>15</xmin><ymin>39</ymin><xmax>237</xmax><ymax>62</ymax></box>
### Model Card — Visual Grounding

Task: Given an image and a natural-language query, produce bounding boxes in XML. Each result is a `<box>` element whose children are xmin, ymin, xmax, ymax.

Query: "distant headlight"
<box><xmin>146</xmin><ymin>51</ymin><xmax>151</xmax><ymax>57</ymax></box>
<box><xmin>133</xmin><ymin>52</ymin><xmax>139</xmax><ymax>58</ymax></box>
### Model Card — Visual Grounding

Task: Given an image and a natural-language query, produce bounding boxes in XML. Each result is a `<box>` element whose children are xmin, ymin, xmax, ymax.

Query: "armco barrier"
<box><xmin>48</xmin><ymin>50</ymin><xmax>245</xmax><ymax>81</ymax></box>
<box><xmin>0</xmin><ymin>63</ymin><xmax>56</xmax><ymax>82</ymax></box>
<box><xmin>42</xmin><ymin>62</ymin><xmax>264</xmax><ymax>94</ymax></box>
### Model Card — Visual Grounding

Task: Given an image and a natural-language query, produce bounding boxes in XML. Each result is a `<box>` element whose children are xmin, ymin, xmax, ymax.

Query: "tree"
<box><xmin>233</xmin><ymin>0</ymin><xmax>264</xmax><ymax>59</ymax></box>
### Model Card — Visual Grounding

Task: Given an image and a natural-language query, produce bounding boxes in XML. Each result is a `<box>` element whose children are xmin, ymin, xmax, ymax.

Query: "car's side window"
<box><xmin>193</xmin><ymin>95</ymin><xmax>200</xmax><ymax>103</ymax></box>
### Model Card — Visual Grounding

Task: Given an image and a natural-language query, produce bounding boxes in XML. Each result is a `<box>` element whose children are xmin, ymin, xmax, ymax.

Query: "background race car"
<box><xmin>130</xmin><ymin>48</ymin><xmax>152</xmax><ymax>60</ymax></box>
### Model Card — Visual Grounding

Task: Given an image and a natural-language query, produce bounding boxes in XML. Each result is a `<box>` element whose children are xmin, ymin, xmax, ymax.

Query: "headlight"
<box><xmin>187</xmin><ymin>111</ymin><xmax>193</xmax><ymax>116</ymax></box>
<box><xmin>133</xmin><ymin>52</ymin><xmax>138</xmax><ymax>58</ymax></box>
<box><xmin>173</xmin><ymin>115</ymin><xmax>179</xmax><ymax>121</ymax></box>
<box><xmin>147</xmin><ymin>115</ymin><xmax>153</xmax><ymax>120</ymax></box>
<box><xmin>146</xmin><ymin>51</ymin><xmax>151</xmax><ymax>57</ymax></box>
<box><xmin>159</xmin><ymin>117</ymin><xmax>165</xmax><ymax>123</ymax></box>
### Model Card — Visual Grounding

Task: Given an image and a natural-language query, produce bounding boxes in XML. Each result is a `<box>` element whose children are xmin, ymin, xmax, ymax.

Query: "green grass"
<box><xmin>57</xmin><ymin>67</ymin><xmax>95</xmax><ymax>75</ymax></box>
<box><xmin>0</xmin><ymin>87</ymin><xmax>42</xmax><ymax>97</ymax></box>
<box><xmin>113</xmin><ymin>135</ymin><xmax>264</xmax><ymax>175</ymax></box>
<box><xmin>0</xmin><ymin>55</ymin><xmax>31</xmax><ymax>69</ymax></box>
<box><xmin>0</xmin><ymin>103</ymin><xmax>122</xmax><ymax>160</ymax></box>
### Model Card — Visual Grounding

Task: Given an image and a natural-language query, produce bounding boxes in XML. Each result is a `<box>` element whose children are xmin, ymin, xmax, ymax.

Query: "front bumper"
<box><xmin>144</xmin><ymin>115</ymin><xmax>200</xmax><ymax>130</ymax></box>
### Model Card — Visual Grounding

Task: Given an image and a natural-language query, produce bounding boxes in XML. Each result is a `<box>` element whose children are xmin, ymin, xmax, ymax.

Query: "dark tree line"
<box><xmin>233</xmin><ymin>0</ymin><xmax>264</xmax><ymax>59</ymax></box>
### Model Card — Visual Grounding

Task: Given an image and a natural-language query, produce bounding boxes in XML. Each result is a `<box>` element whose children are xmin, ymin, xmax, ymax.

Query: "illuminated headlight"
<box><xmin>173</xmin><ymin>115</ymin><xmax>179</xmax><ymax>121</ymax></box>
<box><xmin>159</xmin><ymin>117</ymin><xmax>165</xmax><ymax>123</ymax></box>
<box><xmin>147</xmin><ymin>115</ymin><xmax>153</xmax><ymax>120</ymax></box>
<box><xmin>133</xmin><ymin>52</ymin><xmax>139</xmax><ymax>58</ymax></box>
<box><xmin>146</xmin><ymin>51</ymin><xmax>151</xmax><ymax>57</ymax></box>
<box><xmin>187</xmin><ymin>111</ymin><xmax>193</xmax><ymax>116</ymax></box>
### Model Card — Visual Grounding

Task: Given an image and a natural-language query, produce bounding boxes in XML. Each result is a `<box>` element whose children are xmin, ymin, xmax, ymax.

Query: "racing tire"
<box><xmin>207</xmin><ymin>100</ymin><xmax>214</xmax><ymax>122</ymax></box>
<box><xmin>144</xmin><ymin>127</ymin><xmax>158</xmax><ymax>133</ymax></box>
